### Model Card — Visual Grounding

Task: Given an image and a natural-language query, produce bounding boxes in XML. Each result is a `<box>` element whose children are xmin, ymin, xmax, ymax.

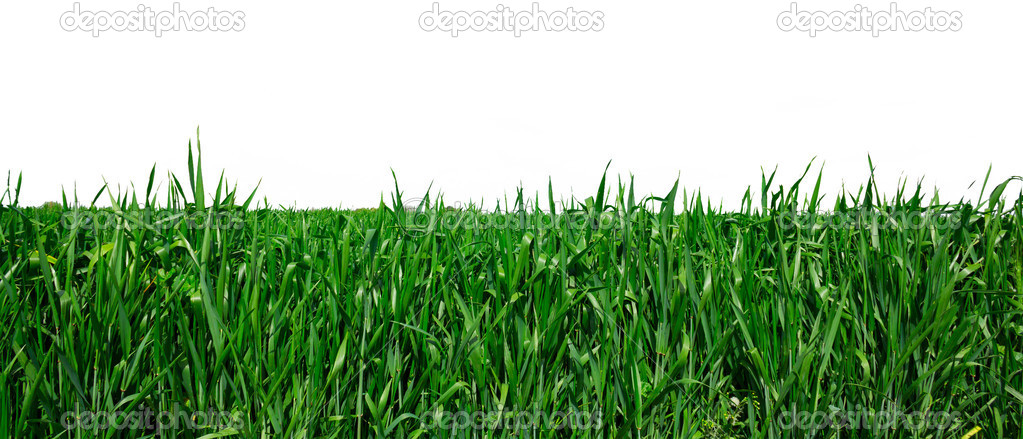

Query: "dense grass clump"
<box><xmin>1</xmin><ymin>140</ymin><xmax>1021</xmax><ymax>438</ymax></box>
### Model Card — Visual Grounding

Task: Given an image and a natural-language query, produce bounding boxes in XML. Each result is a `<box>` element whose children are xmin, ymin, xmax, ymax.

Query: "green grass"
<box><xmin>1</xmin><ymin>137</ymin><xmax>1021</xmax><ymax>438</ymax></box>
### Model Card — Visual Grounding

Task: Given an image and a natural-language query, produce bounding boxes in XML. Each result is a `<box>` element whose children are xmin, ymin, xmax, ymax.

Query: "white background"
<box><xmin>2</xmin><ymin>0</ymin><xmax>1020</xmax><ymax>209</ymax></box>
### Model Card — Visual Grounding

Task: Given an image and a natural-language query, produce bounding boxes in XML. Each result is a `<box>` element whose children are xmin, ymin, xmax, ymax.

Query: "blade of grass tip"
<box><xmin>194</xmin><ymin>133</ymin><xmax>205</xmax><ymax>210</ymax></box>
<box><xmin>90</xmin><ymin>182</ymin><xmax>108</xmax><ymax>208</ymax></box>
<box><xmin>548</xmin><ymin>177</ymin><xmax>556</xmax><ymax>214</ymax></box>
<box><xmin>14</xmin><ymin>172</ymin><xmax>22</xmax><ymax>206</ymax></box>
<box><xmin>213</xmin><ymin>170</ymin><xmax>225</xmax><ymax>209</ymax></box>
<box><xmin>146</xmin><ymin>163</ymin><xmax>156</xmax><ymax>206</ymax></box>
<box><xmin>809</xmin><ymin>165</ymin><xmax>823</xmax><ymax>214</ymax></box>
<box><xmin>596</xmin><ymin>160</ymin><xmax>611</xmax><ymax>211</ymax></box>
<box><xmin>977</xmin><ymin>164</ymin><xmax>992</xmax><ymax>207</ymax></box>
<box><xmin>240</xmin><ymin>179</ymin><xmax>261</xmax><ymax>211</ymax></box>
<box><xmin>188</xmin><ymin>138</ymin><xmax>196</xmax><ymax>195</ymax></box>
<box><xmin>988</xmin><ymin>177</ymin><xmax>1022</xmax><ymax>212</ymax></box>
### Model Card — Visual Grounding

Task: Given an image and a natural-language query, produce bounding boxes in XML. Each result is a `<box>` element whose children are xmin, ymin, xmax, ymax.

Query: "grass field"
<box><xmin>2</xmin><ymin>139</ymin><xmax>1021</xmax><ymax>438</ymax></box>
